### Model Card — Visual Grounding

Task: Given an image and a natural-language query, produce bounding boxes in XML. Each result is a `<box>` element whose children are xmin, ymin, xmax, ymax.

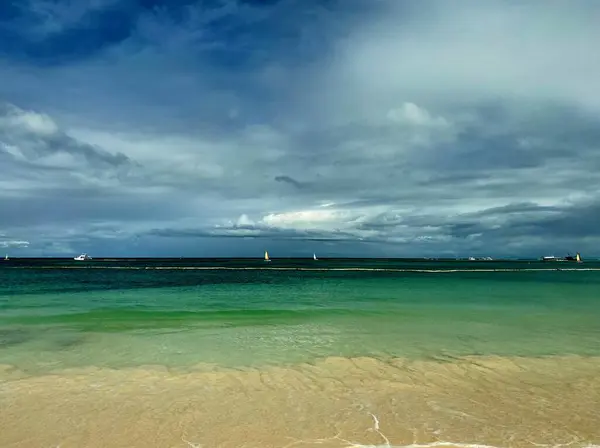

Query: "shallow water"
<box><xmin>1</xmin><ymin>259</ymin><xmax>599</xmax><ymax>447</ymax></box>
<box><xmin>2</xmin><ymin>356</ymin><xmax>599</xmax><ymax>447</ymax></box>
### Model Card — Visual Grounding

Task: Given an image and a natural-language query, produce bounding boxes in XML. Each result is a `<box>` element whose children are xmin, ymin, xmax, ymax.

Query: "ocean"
<box><xmin>1</xmin><ymin>258</ymin><xmax>599</xmax><ymax>448</ymax></box>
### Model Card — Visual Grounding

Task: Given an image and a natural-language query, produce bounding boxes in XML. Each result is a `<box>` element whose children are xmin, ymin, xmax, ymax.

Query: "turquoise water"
<box><xmin>1</xmin><ymin>258</ymin><xmax>599</xmax><ymax>374</ymax></box>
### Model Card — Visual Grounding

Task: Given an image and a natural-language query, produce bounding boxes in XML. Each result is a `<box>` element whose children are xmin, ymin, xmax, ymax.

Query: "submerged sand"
<box><xmin>1</xmin><ymin>355</ymin><xmax>599</xmax><ymax>448</ymax></box>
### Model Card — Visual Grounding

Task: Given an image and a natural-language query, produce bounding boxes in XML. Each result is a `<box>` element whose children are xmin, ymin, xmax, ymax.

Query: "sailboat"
<box><xmin>4</xmin><ymin>254</ymin><xmax>8</xmax><ymax>261</ymax></box>
<box><xmin>563</xmin><ymin>252</ymin><xmax>583</xmax><ymax>262</ymax></box>
<box><xmin>264</xmin><ymin>251</ymin><xmax>271</xmax><ymax>262</ymax></box>
<box><xmin>313</xmin><ymin>253</ymin><xmax>318</xmax><ymax>261</ymax></box>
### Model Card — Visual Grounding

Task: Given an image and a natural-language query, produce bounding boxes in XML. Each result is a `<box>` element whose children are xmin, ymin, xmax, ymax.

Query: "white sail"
<box><xmin>313</xmin><ymin>253</ymin><xmax>318</xmax><ymax>260</ymax></box>
<box><xmin>264</xmin><ymin>251</ymin><xmax>271</xmax><ymax>262</ymax></box>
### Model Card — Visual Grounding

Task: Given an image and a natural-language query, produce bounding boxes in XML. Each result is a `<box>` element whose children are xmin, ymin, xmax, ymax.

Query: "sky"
<box><xmin>1</xmin><ymin>0</ymin><xmax>600</xmax><ymax>258</ymax></box>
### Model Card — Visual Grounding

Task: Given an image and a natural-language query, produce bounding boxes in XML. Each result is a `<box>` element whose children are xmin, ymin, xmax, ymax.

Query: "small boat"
<box><xmin>468</xmin><ymin>256</ymin><xmax>476</xmax><ymax>261</ymax></box>
<box><xmin>541</xmin><ymin>256</ymin><xmax>563</xmax><ymax>262</ymax></box>
<box><xmin>264</xmin><ymin>251</ymin><xmax>271</xmax><ymax>262</ymax></box>
<box><xmin>313</xmin><ymin>253</ymin><xmax>318</xmax><ymax>261</ymax></box>
<box><xmin>74</xmin><ymin>253</ymin><xmax>92</xmax><ymax>261</ymax></box>
<box><xmin>4</xmin><ymin>254</ymin><xmax>8</xmax><ymax>261</ymax></box>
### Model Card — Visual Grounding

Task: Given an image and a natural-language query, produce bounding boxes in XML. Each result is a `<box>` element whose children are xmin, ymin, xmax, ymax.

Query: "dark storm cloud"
<box><xmin>0</xmin><ymin>5</ymin><xmax>136</xmax><ymax>64</ymax></box>
<box><xmin>460</xmin><ymin>200</ymin><xmax>600</xmax><ymax>240</ymax></box>
<box><xmin>274</xmin><ymin>175</ymin><xmax>306</xmax><ymax>189</ymax></box>
<box><xmin>0</xmin><ymin>0</ymin><xmax>378</xmax><ymax>135</ymax></box>
<box><xmin>147</xmin><ymin>225</ymin><xmax>359</xmax><ymax>242</ymax></box>
<box><xmin>1</xmin><ymin>0</ymin><xmax>599</xmax><ymax>257</ymax></box>
<box><xmin>0</xmin><ymin>187</ymin><xmax>183</xmax><ymax>228</ymax></box>
<box><xmin>474</xmin><ymin>203</ymin><xmax>562</xmax><ymax>219</ymax></box>
<box><xmin>352</xmin><ymin>199</ymin><xmax>600</xmax><ymax>254</ymax></box>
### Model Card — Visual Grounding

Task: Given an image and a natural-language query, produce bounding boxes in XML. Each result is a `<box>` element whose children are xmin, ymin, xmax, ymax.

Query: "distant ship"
<box><xmin>264</xmin><ymin>251</ymin><xmax>271</xmax><ymax>262</ymax></box>
<box><xmin>541</xmin><ymin>253</ymin><xmax>582</xmax><ymax>263</ymax></box>
<box><xmin>74</xmin><ymin>253</ymin><xmax>92</xmax><ymax>261</ymax></box>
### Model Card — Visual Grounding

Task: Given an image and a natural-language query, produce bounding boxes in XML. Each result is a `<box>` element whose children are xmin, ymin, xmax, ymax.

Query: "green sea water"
<box><xmin>1</xmin><ymin>258</ymin><xmax>599</xmax><ymax>374</ymax></box>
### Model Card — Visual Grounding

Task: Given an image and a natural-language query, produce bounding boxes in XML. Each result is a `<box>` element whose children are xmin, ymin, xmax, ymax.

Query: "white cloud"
<box><xmin>236</xmin><ymin>214</ymin><xmax>254</xmax><ymax>226</ymax></box>
<box><xmin>0</xmin><ymin>239</ymin><xmax>30</xmax><ymax>248</ymax></box>
<box><xmin>387</xmin><ymin>102</ymin><xmax>449</xmax><ymax>128</ymax></box>
<box><xmin>322</xmin><ymin>1</ymin><xmax>600</xmax><ymax>119</ymax></box>
<box><xmin>1</xmin><ymin>1</ymin><xmax>600</xmax><ymax>256</ymax></box>
<box><xmin>261</xmin><ymin>209</ymin><xmax>355</xmax><ymax>230</ymax></box>
<box><xmin>0</xmin><ymin>106</ymin><xmax>59</xmax><ymax>135</ymax></box>
<box><xmin>0</xmin><ymin>103</ymin><xmax>129</xmax><ymax>170</ymax></box>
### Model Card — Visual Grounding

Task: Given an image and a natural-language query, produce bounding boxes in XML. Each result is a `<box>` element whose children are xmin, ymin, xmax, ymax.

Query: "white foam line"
<box><xmin>527</xmin><ymin>439</ymin><xmax>578</xmax><ymax>447</ymax></box>
<box><xmin>332</xmin><ymin>442</ymin><xmax>501</xmax><ymax>448</ymax></box>
<box><xmin>181</xmin><ymin>437</ymin><xmax>202</xmax><ymax>448</ymax></box>
<box><xmin>352</xmin><ymin>444</ymin><xmax>499</xmax><ymax>448</ymax></box>
<box><xmin>277</xmin><ymin>420</ymin><xmax>599</xmax><ymax>448</ymax></box>
<box><xmin>281</xmin><ymin>414</ymin><xmax>505</xmax><ymax>448</ymax></box>
<box><xmin>369</xmin><ymin>413</ymin><xmax>391</xmax><ymax>447</ymax></box>
<box><xmin>349</xmin><ymin>443</ymin><xmax>600</xmax><ymax>448</ymax></box>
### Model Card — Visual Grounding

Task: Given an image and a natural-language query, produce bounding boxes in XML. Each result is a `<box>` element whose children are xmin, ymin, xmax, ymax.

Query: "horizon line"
<box><xmin>2</xmin><ymin>256</ymin><xmax>597</xmax><ymax>261</ymax></box>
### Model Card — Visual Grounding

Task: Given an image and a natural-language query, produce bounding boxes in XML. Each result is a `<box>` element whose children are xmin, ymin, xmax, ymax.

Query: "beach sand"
<box><xmin>1</xmin><ymin>355</ymin><xmax>599</xmax><ymax>448</ymax></box>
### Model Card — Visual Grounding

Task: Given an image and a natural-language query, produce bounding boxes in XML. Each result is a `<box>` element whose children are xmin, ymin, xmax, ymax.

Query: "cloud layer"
<box><xmin>1</xmin><ymin>0</ymin><xmax>599</xmax><ymax>257</ymax></box>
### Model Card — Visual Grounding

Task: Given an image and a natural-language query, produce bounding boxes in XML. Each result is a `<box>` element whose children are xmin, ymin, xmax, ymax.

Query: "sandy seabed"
<box><xmin>1</xmin><ymin>355</ymin><xmax>599</xmax><ymax>448</ymax></box>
